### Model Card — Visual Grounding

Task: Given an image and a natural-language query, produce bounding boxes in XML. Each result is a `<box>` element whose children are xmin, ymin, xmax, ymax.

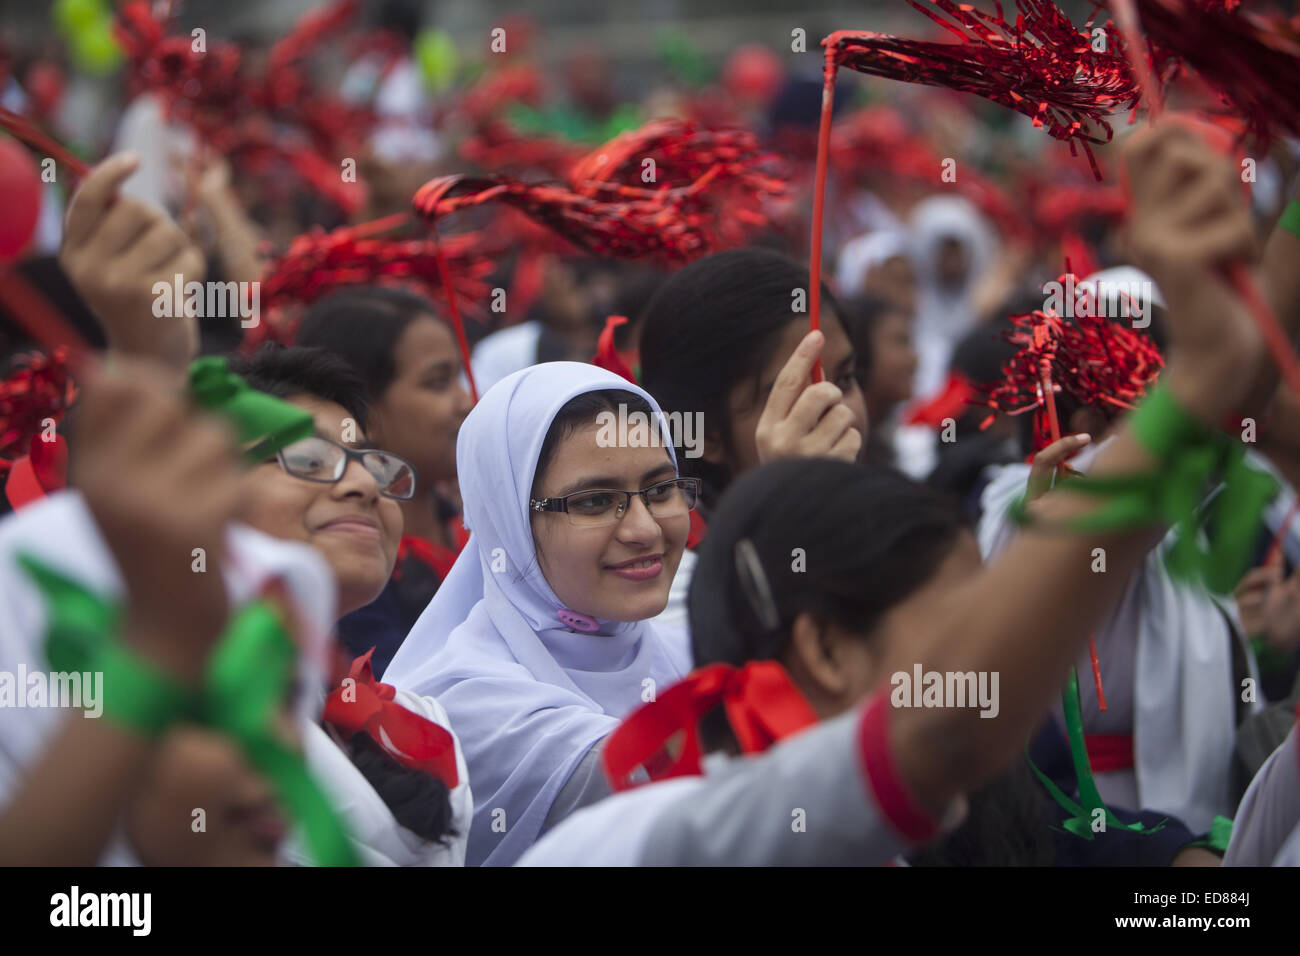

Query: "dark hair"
<box><xmin>639</xmin><ymin>248</ymin><xmax>849</xmax><ymax>504</ymax></box>
<box><xmin>227</xmin><ymin>344</ymin><xmax>370</xmax><ymax>426</ymax></box>
<box><xmin>842</xmin><ymin>292</ymin><xmax>903</xmax><ymax>391</ymax></box>
<box><xmin>295</xmin><ymin>286</ymin><xmax>444</xmax><ymax>403</ymax></box>
<box><xmin>346</xmin><ymin>732</ymin><xmax>456</xmax><ymax>845</ymax></box>
<box><xmin>688</xmin><ymin>458</ymin><xmax>968</xmax><ymax>668</ymax></box>
<box><xmin>531</xmin><ymin>388</ymin><xmax>661</xmax><ymax>494</ymax></box>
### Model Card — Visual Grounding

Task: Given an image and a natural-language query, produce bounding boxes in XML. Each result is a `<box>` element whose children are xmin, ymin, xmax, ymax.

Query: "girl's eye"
<box><xmin>645</xmin><ymin>482</ymin><xmax>676</xmax><ymax>503</ymax></box>
<box><xmin>571</xmin><ymin>493</ymin><xmax>616</xmax><ymax>514</ymax></box>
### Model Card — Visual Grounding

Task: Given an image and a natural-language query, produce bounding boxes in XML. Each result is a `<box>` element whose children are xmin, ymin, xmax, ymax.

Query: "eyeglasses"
<box><xmin>530</xmin><ymin>477</ymin><xmax>700</xmax><ymax>528</ymax></box>
<box><xmin>274</xmin><ymin>436</ymin><xmax>417</xmax><ymax>501</ymax></box>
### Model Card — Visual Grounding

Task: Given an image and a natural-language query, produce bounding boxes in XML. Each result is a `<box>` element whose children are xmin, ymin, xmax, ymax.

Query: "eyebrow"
<box><xmin>555</xmin><ymin>462</ymin><xmax>678</xmax><ymax>497</ymax></box>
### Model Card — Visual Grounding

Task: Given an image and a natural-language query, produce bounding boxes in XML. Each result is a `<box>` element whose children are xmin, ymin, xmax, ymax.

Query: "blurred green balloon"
<box><xmin>54</xmin><ymin>0</ymin><xmax>122</xmax><ymax>76</ymax></box>
<box><xmin>73</xmin><ymin>21</ymin><xmax>122</xmax><ymax>75</ymax></box>
<box><xmin>55</xmin><ymin>0</ymin><xmax>102</xmax><ymax>33</ymax></box>
<box><xmin>415</xmin><ymin>29</ymin><xmax>457</xmax><ymax>93</ymax></box>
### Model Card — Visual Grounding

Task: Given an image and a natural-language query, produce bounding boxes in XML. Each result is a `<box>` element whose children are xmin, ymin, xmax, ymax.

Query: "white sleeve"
<box><xmin>518</xmin><ymin>696</ymin><xmax>960</xmax><ymax>866</ymax></box>
<box><xmin>1224</xmin><ymin>722</ymin><xmax>1300</xmax><ymax>867</ymax></box>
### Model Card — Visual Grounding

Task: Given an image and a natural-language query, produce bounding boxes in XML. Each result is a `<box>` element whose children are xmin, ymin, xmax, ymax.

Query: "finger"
<box><xmin>63</xmin><ymin>152</ymin><xmax>141</xmax><ymax>250</ymax></box>
<box><xmin>1028</xmin><ymin>433</ymin><xmax>1091</xmax><ymax>498</ymax></box>
<box><xmin>84</xmin><ymin>200</ymin><xmax>157</xmax><ymax>262</ymax></box>
<box><xmin>826</xmin><ymin>425</ymin><xmax>863</xmax><ymax>464</ymax></box>
<box><xmin>783</xmin><ymin>380</ymin><xmax>844</xmax><ymax>435</ymax></box>
<box><xmin>803</xmin><ymin>400</ymin><xmax>856</xmax><ymax>452</ymax></box>
<box><xmin>125</xmin><ymin>219</ymin><xmax>191</xmax><ymax>274</ymax></box>
<box><xmin>758</xmin><ymin>331</ymin><xmax>824</xmax><ymax>424</ymax></box>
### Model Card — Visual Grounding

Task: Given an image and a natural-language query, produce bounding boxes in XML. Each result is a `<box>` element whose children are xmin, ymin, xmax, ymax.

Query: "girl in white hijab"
<box><xmin>907</xmin><ymin>196</ymin><xmax>998</xmax><ymax>398</ymax></box>
<box><xmin>385</xmin><ymin>362</ymin><xmax>695</xmax><ymax>865</ymax></box>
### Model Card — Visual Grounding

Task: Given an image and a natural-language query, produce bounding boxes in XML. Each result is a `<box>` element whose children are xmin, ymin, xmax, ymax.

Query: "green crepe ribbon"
<box><xmin>18</xmin><ymin>554</ymin><xmax>358</xmax><ymax>867</ymax></box>
<box><xmin>1187</xmin><ymin>815</ymin><xmax>1234</xmax><ymax>854</ymax></box>
<box><xmin>1010</xmin><ymin>385</ymin><xmax>1278</xmax><ymax>594</ymax></box>
<box><xmin>1028</xmin><ymin>668</ymin><xmax>1167</xmax><ymax>840</ymax></box>
<box><xmin>187</xmin><ymin>357</ymin><xmax>315</xmax><ymax>461</ymax></box>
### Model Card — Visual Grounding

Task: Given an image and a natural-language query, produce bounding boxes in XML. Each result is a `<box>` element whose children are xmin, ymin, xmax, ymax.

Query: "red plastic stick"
<box><xmin>806</xmin><ymin>45</ymin><xmax>837</xmax><ymax>384</ymax></box>
<box><xmin>429</xmin><ymin>228</ymin><xmax>479</xmax><ymax>404</ymax></box>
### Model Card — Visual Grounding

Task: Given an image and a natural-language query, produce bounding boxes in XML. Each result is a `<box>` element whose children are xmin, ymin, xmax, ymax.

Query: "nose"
<box><xmin>615</xmin><ymin>492</ymin><xmax>662</xmax><ymax>545</ymax></box>
<box><xmin>333</xmin><ymin>456</ymin><xmax>381</xmax><ymax>502</ymax></box>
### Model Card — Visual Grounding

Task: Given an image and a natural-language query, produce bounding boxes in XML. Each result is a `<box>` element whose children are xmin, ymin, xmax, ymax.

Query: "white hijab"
<box><xmin>908</xmin><ymin>196</ymin><xmax>997</xmax><ymax>398</ymax></box>
<box><xmin>835</xmin><ymin>230</ymin><xmax>909</xmax><ymax>299</ymax></box>
<box><xmin>0</xmin><ymin>491</ymin><xmax>336</xmax><ymax>865</ymax></box>
<box><xmin>384</xmin><ymin>362</ymin><xmax>693</xmax><ymax>866</ymax></box>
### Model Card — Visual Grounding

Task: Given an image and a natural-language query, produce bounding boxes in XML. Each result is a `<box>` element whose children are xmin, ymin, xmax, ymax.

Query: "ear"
<box><xmin>782</xmin><ymin>611</ymin><xmax>851</xmax><ymax>704</ymax></box>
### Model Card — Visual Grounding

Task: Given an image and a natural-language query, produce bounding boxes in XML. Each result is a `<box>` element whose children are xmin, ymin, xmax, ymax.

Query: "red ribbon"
<box><xmin>592</xmin><ymin>315</ymin><xmax>636</xmax><ymax>384</ymax></box>
<box><xmin>602</xmin><ymin>660</ymin><xmax>818</xmax><ymax>792</ymax></box>
<box><xmin>323</xmin><ymin>648</ymin><xmax>459</xmax><ymax>789</ymax></box>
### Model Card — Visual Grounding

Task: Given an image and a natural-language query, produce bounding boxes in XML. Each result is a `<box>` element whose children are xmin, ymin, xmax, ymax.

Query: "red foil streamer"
<box><xmin>254</xmin><ymin>222</ymin><xmax>495</xmax><ymax>348</ymax></box>
<box><xmin>1132</xmin><ymin>0</ymin><xmax>1300</xmax><ymax>145</ymax></box>
<box><xmin>980</xmin><ymin>273</ymin><xmax>1164</xmax><ymax>450</ymax></box>
<box><xmin>415</xmin><ymin>120</ymin><xmax>787</xmax><ymax>264</ymax></box>
<box><xmin>0</xmin><ymin>349</ymin><xmax>76</xmax><ymax>468</ymax></box>
<box><xmin>826</xmin><ymin>0</ymin><xmax>1140</xmax><ymax>178</ymax></box>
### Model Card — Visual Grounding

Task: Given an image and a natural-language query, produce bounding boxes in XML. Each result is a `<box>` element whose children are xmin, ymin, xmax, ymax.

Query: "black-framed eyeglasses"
<box><xmin>274</xmin><ymin>435</ymin><xmax>417</xmax><ymax>501</ymax></box>
<box><xmin>530</xmin><ymin>477</ymin><xmax>700</xmax><ymax>528</ymax></box>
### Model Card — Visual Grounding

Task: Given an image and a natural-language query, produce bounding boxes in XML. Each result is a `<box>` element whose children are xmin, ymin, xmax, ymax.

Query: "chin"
<box><xmin>336</xmin><ymin>572</ymin><xmax>390</xmax><ymax>617</ymax></box>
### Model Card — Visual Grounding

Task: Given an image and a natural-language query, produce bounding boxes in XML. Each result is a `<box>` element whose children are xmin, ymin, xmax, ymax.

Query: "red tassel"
<box><xmin>824</xmin><ymin>1</ymin><xmax>1140</xmax><ymax>179</ymax></box>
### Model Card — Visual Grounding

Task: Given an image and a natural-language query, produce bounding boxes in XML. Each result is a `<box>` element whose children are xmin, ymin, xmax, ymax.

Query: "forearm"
<box><xmin>0</xmin><ymin>715</ymin><xmax>152</xmax><ymax>865</ymax></box>
<box><xmin>1243</xmin><ymin>179</ymin><xmax>1300</xmax><ymax>414</ymax></box>
<box><xmin>893</xmin><ymin>353</ymin><xmax>1251</xmax><ymax>812</ymax></box>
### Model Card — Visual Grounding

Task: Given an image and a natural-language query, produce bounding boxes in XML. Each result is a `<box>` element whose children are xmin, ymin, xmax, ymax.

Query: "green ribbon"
<box><xmin>1027</xmin><ymin>668</ymin><xmax>1166</xmax><ymax>840</ymax></box>
<box><xmin>17</xmin><ymin>554</ymin><xmax>358</xmax><ymax>867</ymax></box>
<box><xmin>1010</xmin><ymin>385</ymin><xmax>1278</xmax><ymax>594</ymax></box>
<box><xmin>1187</xmin><ymin>815</ymin><xmax>1234</xmax><ymax>854</ymax></box>
<box><xmin>187</xmin><ymin>357</ymin><xmax>315</xmax><ymax>462</ymax></box>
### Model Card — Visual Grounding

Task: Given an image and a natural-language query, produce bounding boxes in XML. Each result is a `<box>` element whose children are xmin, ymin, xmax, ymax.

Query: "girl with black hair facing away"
<box><xmin>384</xmin><ymin>362</ymin><xmax>698</xmax><ymax>865</ymax></box>
<box><xmin>517</xmin><ymin>119</ymin><xmax>1269</xmax><ymax>866</ymax></box>
<box><xmin>296</xmin><ymin>286</ymin><xmax>474</xmax><ymax>676</ymax></box>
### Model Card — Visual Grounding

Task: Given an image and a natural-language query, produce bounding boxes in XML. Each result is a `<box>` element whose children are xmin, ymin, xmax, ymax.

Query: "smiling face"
<box><xmin>370</xmin><ymin>316</ymin><xmax>473</xmax><ymax>485</ymax></box>
<box><xmin>530</xmin><ymin>420</ymin><xmax>689</xmax><ymax>624</ymax></box>
<box><xmin>237</xmin><ymin>394</ymin><xmax>403</xmax><ymax>617</ymax></box>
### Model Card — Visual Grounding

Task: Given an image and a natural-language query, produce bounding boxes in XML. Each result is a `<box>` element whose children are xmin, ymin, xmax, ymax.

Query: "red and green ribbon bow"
<box><xmin>17</xmin><ymin>554</ymin><xmax>358</xmax><ymax>867</ymax></box>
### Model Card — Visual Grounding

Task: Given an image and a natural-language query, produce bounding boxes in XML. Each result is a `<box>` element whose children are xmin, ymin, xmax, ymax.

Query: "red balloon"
<box><xmin>723</xmin><ymin>45</ymin><xmax>785</xmax><ymax>106</ymax></box>
<box><xmin>0</xmin><ymin>136</ymin><xmax>42</xmax><ymax>264</ymax></box>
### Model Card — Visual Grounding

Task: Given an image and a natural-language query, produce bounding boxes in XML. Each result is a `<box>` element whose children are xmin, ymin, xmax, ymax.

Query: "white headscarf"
<box><xmin>908</xmin><ymin>196</ymin><xmax>998</xmax><ymax>397</ymax></box>
<box><xmin>384</xmin><ymin>362</ymin><xmax>693</xmax><ymax>866</ymax></box>
<box><xmin>0</xmin><ymin>491</ymin><xmax>336</xmax><ymax>865</ymax></box>
<box><xmin>835</xmin><ymin>230</ymin><xmax>909</xmax><ymax>299</ymax></box>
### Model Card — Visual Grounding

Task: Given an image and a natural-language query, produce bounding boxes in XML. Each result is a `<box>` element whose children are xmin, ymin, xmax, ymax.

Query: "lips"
<box><xmin>316</xmin><ymin>515</ymin><xmax>382</xmax><ymax>539</ymax></box>
<box><xmin>606</xmin><ymin>554</ymin><xmax>664</xmax><ymax>582</ymax></box>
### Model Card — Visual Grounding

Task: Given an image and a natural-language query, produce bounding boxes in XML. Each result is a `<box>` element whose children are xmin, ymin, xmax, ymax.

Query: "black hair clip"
<box><xmin>734</xmin><ymin>538</ymin><xmax>780</xmax><ymax>633</ymax></box>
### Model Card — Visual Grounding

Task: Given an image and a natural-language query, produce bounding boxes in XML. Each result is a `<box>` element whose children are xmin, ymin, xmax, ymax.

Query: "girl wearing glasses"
<box><xmin>385</xmin><ymin>362</ymin><xmax>698</xmax><ymax>866</ymax></box>
<box><xmin>297</xmin><ymin>287</ymin><xmax>476</xmax><ymax>677</ymax></box>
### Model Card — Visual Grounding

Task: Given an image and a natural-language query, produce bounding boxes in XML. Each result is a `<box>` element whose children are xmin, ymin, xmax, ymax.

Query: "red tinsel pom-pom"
<box><xmin>827</xmin><ymin>0</ymin><xmax>1140</xmax><ymax>178</ymax></box>
<box><xmin>0</xmin><ymin>348</ymin><xmax>76</xmax><ymax>466</ymax></box>
<box><xmin>980</xmin><ymin>273</ymin><xmax>1164</xmax><ymax>449</ymax></box>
